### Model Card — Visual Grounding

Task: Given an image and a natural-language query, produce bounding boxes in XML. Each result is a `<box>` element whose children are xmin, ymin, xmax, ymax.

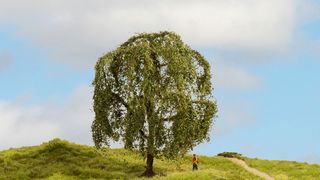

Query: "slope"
<box><xmin>245</xmin><ymin>157</ymin><xmax>320</xmax><ymax>180</ymax></box>
<box><xmin>227</xmin><ymin>157</ymin><xmax>274</xmax><ymax>180</ymax></box>
<box><xmin>0</xmin><ymin>139</ymin><xmax>260</xmax><ymax>180</ymax></box>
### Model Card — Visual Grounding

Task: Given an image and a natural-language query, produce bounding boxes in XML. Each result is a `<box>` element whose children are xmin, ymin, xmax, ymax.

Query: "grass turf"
<box><xmin>0</xmin><ymin>139</ymin><xmax>261</xmax><ymax>180</ymax></box>
<box><xmin>244</xmin><ymin>157</ymin><xmax>320</xmax><ymax>180</ymax></box>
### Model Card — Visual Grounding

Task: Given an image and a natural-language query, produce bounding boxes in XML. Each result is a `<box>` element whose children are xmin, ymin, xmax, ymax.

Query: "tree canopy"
<box><xmin>92</xmin><ymin>31</ymin><xmax>217</xmax><ymax>176</ymax></box>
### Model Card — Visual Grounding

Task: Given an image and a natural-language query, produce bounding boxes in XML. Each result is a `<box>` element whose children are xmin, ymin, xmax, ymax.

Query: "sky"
<box><xmin>1</xmin><ymin>0</ymin><xmax>320</xmax><ymax>164</ymax></box>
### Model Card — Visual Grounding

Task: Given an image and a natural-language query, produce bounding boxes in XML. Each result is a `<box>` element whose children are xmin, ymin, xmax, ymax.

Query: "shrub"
<box><xmin>217</xmin><ymin>152</ymin><xmax>244</xmax><ymax>160</ymax></box>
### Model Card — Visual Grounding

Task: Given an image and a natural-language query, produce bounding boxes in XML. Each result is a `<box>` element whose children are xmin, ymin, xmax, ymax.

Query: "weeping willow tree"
<box><xmin>92</xmin><ymin>31</ymin><xmax>217</xmax><ymax>176</ymax></box>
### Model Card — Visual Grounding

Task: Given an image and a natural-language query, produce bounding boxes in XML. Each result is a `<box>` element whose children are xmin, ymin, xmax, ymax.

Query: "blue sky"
<box><xmin>1</xmin><ymin>0</ymin><xmax>320</xmax><ymax>164</ymax></box>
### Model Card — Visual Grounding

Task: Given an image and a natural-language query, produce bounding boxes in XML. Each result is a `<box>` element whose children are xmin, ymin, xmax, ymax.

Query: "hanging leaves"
<box><xmin>92</xmin><ymin>31</ymin><xmax>217</xmax><ymax>158</ymax></box>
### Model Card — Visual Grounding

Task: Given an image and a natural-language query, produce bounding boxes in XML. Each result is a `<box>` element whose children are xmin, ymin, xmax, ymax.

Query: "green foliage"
<box><xmin>245</xmin><ymin>157</ymin><xmax>320</xmax><ymax>180</ymax></box>
<box><xmin>217</xmin><ymin>152</ymin><xmax>245</xmax><ymax>160</ymax></box>
<box><xmin>92</xmin><ymin>31</ymin><xmax>217</xmax><ymax>159</ymax></box>
<box><xmin>0</xmin><ymin>139</ymin><xmax>261</xmax><ymax>180</ymax></box>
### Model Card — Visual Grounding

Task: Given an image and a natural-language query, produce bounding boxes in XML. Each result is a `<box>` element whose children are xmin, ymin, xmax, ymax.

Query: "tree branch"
<box><xmin>111</xmin><ymin>92</ymin><xmax>129</xmax><ymax>109</ymax></box>
<box><xmin>102</xmin><ymin>69</ymin><xmax>129</xmax><ymax>109</ymax></box>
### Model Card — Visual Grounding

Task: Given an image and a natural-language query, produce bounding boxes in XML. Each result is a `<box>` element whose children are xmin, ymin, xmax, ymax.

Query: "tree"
<box><xmin>92</xmin><ymin>31</ymin><xmax>217</xmax><ymax>176</ymax></box>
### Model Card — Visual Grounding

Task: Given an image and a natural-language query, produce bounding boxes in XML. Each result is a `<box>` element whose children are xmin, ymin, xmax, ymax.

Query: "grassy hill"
<box><xmin>244</xmin><ymin>158</ymin><xmax>320</xmax><ymax>179</ymax></box>
<box><xmin>0</xmin><ymin>139</ymin><xmax>319</xmax><ymax>180</ymax></box>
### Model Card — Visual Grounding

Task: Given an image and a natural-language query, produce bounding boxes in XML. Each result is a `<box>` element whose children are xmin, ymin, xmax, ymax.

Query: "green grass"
<box><xmin>244</xmin><ymin>157</ymin><xmax>320</xmax><ymax>180</ymax></box>
<box><xmin>0</xmin><ymin>138</ymin><xmax>261</xmax><ymax>180</ymax></box>
<box><xmin>2</xmin><ymin>139</ymin><xmax>319</xmax><ymax>180</ymax></box>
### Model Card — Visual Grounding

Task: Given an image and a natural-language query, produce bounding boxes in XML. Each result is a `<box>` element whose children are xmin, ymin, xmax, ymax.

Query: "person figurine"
<box><xmin>192</xmin><ymin>154</ymin><xmax>199</xmax><ymax>171</ymax></box>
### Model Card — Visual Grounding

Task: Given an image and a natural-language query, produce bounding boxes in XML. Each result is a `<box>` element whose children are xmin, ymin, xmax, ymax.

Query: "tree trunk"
<box><xmin>142</xmin><ymin>153</ymin><xmax>155</xmax><ymax>177</ymax></box>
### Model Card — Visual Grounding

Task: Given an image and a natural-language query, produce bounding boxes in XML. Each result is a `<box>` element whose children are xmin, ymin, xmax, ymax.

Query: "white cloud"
<box><xmin>214</xmin><ymin>62</ymin><xmax>262</xmax><ymax>90</ymax></box>
<box><xmin>213</xmin><ymin>101</ymin><xmax>256</xmax><ymax>136</ymax></box>
<box><xmin>296</xmin><ymin>0</ymin><xmax>320</xmax><ymax>22</ymax></box>
<box><xmin>0</xmin><ymin>51</ymin><xmax>13</xmax><ymax>72</ymax></box>
<box><xmin>302</xmin><ymin>40</ymin><xmax>320</xmax><ymax>59</ymax></box>
<box><xmin>0</xmin><ymin>0</ymin><xmax>298</xmax><ymax>68</ymax></box>
<box><xmin>0</xmin><ymin>85</ymin><xmax>94</xmax><ymax>150</ymax></box>
<box><xmin>0</xmin><ymin>101</ymin><xmax>58</xmax><ymax>149</ymax></box>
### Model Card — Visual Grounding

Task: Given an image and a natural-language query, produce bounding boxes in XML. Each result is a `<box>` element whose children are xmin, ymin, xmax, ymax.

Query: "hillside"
<box><xmin>244</xmin><ymin>158</ymin><xmax>320</xmax><ymax>179</ymax></box>
<box><xmin>0</xmin><ymin>139</ymin><xmax>318</xmax><ymax>180</ymax></box>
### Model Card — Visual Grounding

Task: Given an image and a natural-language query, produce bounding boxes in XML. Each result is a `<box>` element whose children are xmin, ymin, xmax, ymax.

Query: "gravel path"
<box><xmin>227</xmin><ymin>158</ymin><xmax>274</xmax><ymax>180</ymax></box>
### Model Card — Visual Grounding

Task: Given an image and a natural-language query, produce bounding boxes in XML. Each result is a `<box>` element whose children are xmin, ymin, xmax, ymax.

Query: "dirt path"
<box><xmin>227</xmin><ymin>158</ymin><xmax>274</xmax><ymax>180</ymax></box>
